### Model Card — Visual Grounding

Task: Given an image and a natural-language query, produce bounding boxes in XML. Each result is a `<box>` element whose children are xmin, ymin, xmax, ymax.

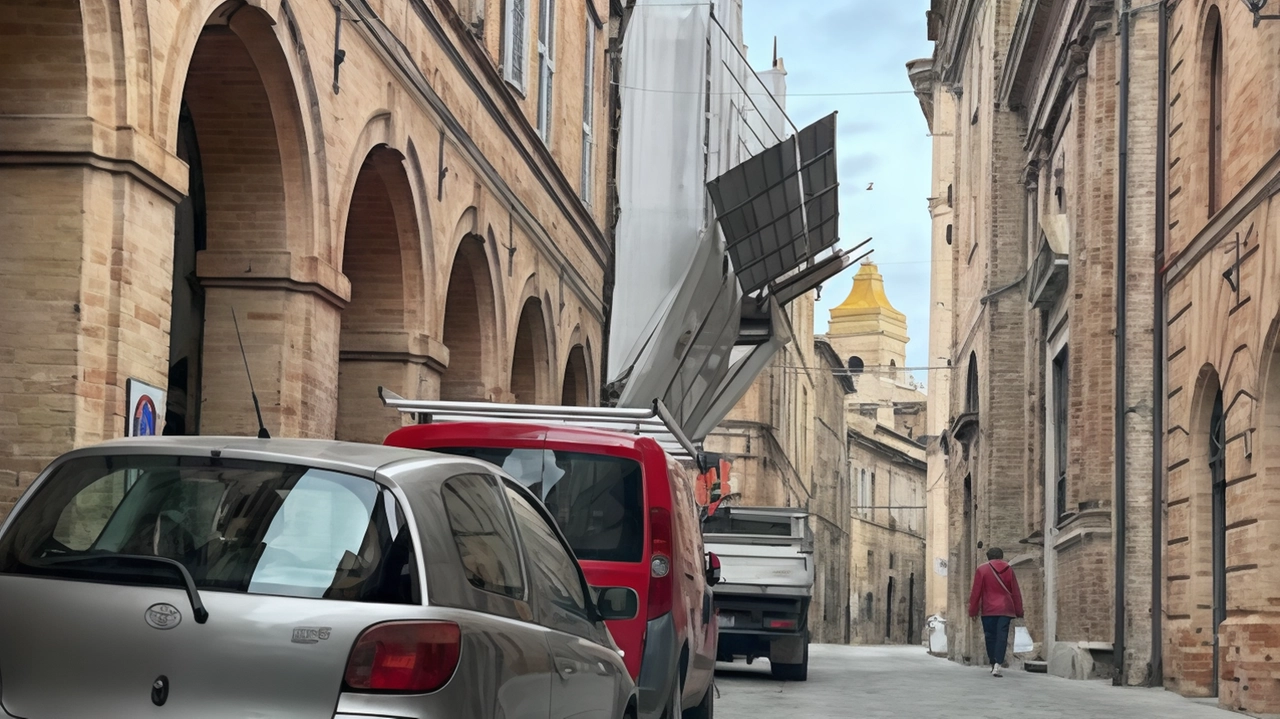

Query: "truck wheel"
<box><xmin>683</xmin><ymin>683</ymin><xmax>714</xmax><ymax>719</ymax></box>
<box><xmin>770</xmin><ymin>641</ymin><xmax>809</xmax><ymax>682</ymax></box>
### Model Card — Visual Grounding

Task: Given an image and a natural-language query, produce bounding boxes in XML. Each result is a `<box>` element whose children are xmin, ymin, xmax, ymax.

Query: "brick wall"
<box><xmin>0</xmin><ymin>0</ymin><xmax>612</xmax><ymax>517</ymax></box>
<box><xmin>1162</xmin><ymin>2</ymin><xmax>1280</xmax><ymax>712</ymax></box>
<box><xmin>0</xmin><ymin>0</ymin><xmax>87</xmax><ymax>115</ymax></box>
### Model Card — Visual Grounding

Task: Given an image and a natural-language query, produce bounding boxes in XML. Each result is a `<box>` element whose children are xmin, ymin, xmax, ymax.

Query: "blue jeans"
<box><xmin>982</xmin><ymin>616</ymin><xmax>1012</xmax><ymax>665</ymax></box>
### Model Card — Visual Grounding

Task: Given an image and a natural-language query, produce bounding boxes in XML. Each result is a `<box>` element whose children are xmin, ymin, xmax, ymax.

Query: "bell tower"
<box><xmin>826</xmin><ymin>262</ymin><xmax>909</xmax><ymax>373</ymax></box>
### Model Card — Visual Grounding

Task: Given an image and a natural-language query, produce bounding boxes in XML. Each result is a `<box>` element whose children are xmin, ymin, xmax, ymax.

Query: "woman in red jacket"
<box><xmin>968</xmin><ymin>547</ymin><xmax>1024</xmax><ymax>677</ymax></box>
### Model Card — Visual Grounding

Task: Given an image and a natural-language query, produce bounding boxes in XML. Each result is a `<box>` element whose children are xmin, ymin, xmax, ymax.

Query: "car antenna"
<box><xmin>231</xmin><ymin>307</ymin><xmax>271</xmax><ymax>439</ymax></box>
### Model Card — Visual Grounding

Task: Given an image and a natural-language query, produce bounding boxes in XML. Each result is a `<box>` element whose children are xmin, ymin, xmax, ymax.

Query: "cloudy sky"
<box><xmin>743</xmin><ymin>0</ymin><xmax>934</xmax><ymax>382</ymax></box>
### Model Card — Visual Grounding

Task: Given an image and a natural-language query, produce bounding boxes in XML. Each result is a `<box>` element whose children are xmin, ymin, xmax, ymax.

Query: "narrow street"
<box><xmin>716</xmin><ymin>646</ymin><xmax>1235</xmax><ymax>719</ymax></box>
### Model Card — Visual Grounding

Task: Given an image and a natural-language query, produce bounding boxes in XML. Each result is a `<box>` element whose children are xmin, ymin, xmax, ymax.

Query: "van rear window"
<box><xmin>433</xmin><ymin>448</ymin><xmax>644</xmax><ymax>563</ymax></box>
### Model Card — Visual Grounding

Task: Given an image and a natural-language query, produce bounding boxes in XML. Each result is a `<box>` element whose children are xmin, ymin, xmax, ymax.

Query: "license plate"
<box><xmin>717</xmin><ymin>614</ymin><xmax>735</xmax><ymax>628</ymax></box>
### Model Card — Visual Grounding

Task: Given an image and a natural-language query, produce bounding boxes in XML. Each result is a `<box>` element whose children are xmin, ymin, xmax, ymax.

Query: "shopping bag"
<box><xmin>1013</xmin><ymin>624</ymin><xmax>1034</xmax><ymax>654</ymax></box>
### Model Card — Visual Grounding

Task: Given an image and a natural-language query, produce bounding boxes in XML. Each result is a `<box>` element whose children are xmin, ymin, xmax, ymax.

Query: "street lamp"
<box><xmin>1243</xmin><ymin>0</ymin><xmax>1280</xmax><ymax>26</ymax></box>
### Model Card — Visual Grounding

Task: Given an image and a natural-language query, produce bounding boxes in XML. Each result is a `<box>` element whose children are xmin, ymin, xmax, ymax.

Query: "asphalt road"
<box><xmin>714</xmin><ymin>645</ymin><xmax>1237</xmax><ymax>719</ymax></box>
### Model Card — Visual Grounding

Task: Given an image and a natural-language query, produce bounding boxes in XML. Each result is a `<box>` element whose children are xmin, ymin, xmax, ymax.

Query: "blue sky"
<box><xmin>742</xmin><ymin>0</ymin><xmax>934</xmax><ymax>380</ymax></box>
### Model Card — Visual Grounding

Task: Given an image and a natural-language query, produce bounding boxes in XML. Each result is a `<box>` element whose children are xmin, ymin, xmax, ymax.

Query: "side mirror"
<box><xmin>705</xmin><ymin>552</ymin><xmax>722</xmax><ymax>587</ymax></box>
<box><xmin>594</xmin><ymin>586</ymin><xmax>639</xmax><ymax>621</ymax></box>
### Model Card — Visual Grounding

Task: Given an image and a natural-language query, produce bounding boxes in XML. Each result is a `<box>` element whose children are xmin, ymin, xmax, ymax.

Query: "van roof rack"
<box><xmin>378</xmin><ymin>387</ymin><xmax>706</xmax><ymax>468</ymax></box>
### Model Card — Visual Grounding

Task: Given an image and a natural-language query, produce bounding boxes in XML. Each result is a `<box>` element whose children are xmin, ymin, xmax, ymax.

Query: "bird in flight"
<box><xmin>866</xmin><ymin>182</ymin><xmax>875</xmax><ymax>191</ymax></box>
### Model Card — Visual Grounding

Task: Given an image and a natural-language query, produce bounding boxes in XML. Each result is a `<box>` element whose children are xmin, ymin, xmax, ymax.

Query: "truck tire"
<box><xmin>770</xmin><ymin>640</ymin><xmax>809</xmax><ymax>682</ymax></box>
<box><xmin>683</xmin><ymin>683</ymin><xmax>714</xmax><ymax>719</ymax></box>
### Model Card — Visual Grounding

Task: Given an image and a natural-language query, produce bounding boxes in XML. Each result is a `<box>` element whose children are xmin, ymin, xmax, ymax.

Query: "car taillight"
<box><xmin>344</xmin><ymin>621</ymin><xmax>462</xmax><ymax>693</ymax></box>
<box><xmin>647</xmin><ymin>506</ymin><xmax>674</xmax><ymax>620</ymax></box>
<box><xmin>767</xmin><ymin>618</ymin><xmax>798</xmax><ymax>631</ymax></box>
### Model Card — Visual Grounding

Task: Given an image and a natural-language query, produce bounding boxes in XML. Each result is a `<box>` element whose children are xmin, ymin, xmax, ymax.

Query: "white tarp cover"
<box><xmin>690</xmin><ymin>297</ymin><xmax>793</xmax><ymax>440</ymax></box>
<box><xmin>608</xmin><ymin>1</ymin><xmax>711</xmax><ymax>377</ymax></box>
<box><xmin>608</xmin><ymin>0</ymin><xmax>841</xmax><ymax>443</ymax></box>
<box><xmin>615</xmin><ymin>224</ymin><xmax>743</xmax><ymax>436</ymax></box>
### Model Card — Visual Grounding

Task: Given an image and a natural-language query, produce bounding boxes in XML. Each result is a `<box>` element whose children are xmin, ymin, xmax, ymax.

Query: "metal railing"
<box><xmin>378</xmin><ymin>387</ymin><xmax>704</xmax><ymax>466</ymax></box>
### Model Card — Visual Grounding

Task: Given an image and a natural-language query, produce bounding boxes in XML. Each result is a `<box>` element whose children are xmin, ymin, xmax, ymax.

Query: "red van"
<box><xmin>384</xmin><ymin>405</ymin><xmax>719</xmax><ymax>719</ymax></box>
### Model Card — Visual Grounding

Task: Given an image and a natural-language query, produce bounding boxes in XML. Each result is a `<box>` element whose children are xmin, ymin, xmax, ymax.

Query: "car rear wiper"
<box><xmin>35</xmin><ymin>553</ymin><xmax>209</xmax><ymax>624</ymax></box>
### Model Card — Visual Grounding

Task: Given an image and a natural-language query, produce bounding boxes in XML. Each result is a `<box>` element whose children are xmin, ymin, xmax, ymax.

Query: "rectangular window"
<box><xmin>503</xmin><ymin>0</ymin><xmax>529</xmax><ymax>92</ymax></box>
<box><xmin>1052</xmin><ymin>347</ymin><xmax>1069</xmax><ymax>521</ymax></box>
<box><xmin>443</xmin><ymin>474</ymin><xmax>526</xmax><ymax>600</ymax></box>
<box><xmin>432</xmin><ymin>447</ymin><xmax>643</xmax><ymax>563</ymax></box>
<box><xmin>536</xmin><ymin>0</ymin><xmax>556</xmax><ymax>141</ymax></box>
<box><xmin>579</xmin><ymin>16</ymin><xmax>595</xmax><ymax>203</ymax></box>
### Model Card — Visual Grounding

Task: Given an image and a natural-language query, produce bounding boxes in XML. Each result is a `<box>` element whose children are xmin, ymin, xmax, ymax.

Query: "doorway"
<box><xmin>907</xmin><ymin>572</ymin><xmax>916</xmax><ymax>644</ymax></box>
<box><xmin>886</xmin><ymin>576</ymin><xmax>895</xmax><ymax>641</ymax></box>
<box><xmin>1209</xmin><ymin>389</ymin><xmax>1226</xmax><ymax>696</ymax></box>
<box><xmin>164</xmin><ymin>101</ymin><xmax>207</xmax><ymax>436</ymax></box>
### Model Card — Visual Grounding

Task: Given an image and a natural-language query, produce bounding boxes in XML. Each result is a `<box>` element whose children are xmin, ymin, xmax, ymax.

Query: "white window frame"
<box><xmin>536</xmin><ymin>0</ymin><xmax>556</xmax><ymax>141</ymax></box>
<box><xmin>580</xmin><ymin>16</ymin><xmax>596</xmax><ymax>204</ymax></box>
<box><xmin>503</xmin><ymin>0</ymin><xmax>529</xmax><ymax>94</ymax></box>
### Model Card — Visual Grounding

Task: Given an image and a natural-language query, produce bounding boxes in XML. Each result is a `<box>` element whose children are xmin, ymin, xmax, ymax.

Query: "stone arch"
<box><xmin>166</xmin><ymin>2</ymin><xmax>322</xmax><ymax>437</ymax></box>
<box><xmin>334</xmin><ymin>146</ymin><xmax>427</xmax><ymax>442</ymax></box>
<box><xmin>510</xmin><ymin>297</ymin><xmax>554</xmax><ymax>405</ymax></box>
<box><xmin>562</xmin><ymin>325</ymin><xmax>592</xmax><ymax>407</ymax></box>
<box><xmin>440</xmin><ymin>233</ymin><xmax>502</xmax><ymax>401</ymax></box>
<box><xmin>1181</xmin><ymin>363</ymin><xmax>1223</xmax><ymax>694</ymax></box>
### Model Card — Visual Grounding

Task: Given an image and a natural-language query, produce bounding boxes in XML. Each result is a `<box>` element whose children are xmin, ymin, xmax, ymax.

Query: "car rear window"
<box><xmin>433</xmin><ymin>447</ymin><xmax>644</xmax><ymax>563</ymax></box>
<box><xmin>0</xmin><ymin>454</ymin><xmax>418</xmax><ymax>604</ymax></box>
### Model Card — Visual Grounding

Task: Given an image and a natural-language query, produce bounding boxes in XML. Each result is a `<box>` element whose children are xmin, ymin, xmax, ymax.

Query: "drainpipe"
<box><xmin>1114</xmin><ymin>0</ymin><xmax>1131</xmax><ymax>686</ymax></box>
<box><xmin>1151</xmin><ymin>0</ymin><xmax>1168</xmax><ymax>688</ymax></box>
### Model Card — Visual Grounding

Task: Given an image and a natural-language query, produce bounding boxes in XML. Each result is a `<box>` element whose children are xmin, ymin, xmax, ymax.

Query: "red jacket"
<box><xmin>968</xmin><ymin>560</ymin><xmax>1024</xmax><ymax>618</ymax></box>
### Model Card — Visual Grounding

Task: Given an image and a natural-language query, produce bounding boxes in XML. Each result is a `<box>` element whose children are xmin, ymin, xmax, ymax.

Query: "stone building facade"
<box><xmin>703</xmin><ymin>292</ymin><xmax>854</xmax><ymax>645</ymax></box>
<box><xmin>0</xmin><ymin>0</ymin><xmax>614</xmax><ymax>516</ymax></box>
<box><xmin>845</xmin><ymin>416</ymin><xmax>928</xmax><ymax>646</ymax></box>
<box><xmin>1161</xmin><ymin>2</ymin><xmax>1280</xmax><ymax>713</ymax></box>
<box><xmin>825</xmin><ymin>263</ymin><xmax>929</xmax><ymax>646</ymax></box>
<box><xmin>916</xmin><ymin>0</ymin><xmax>1158</xmax><ymax>684</ymax></box>
<box><xmin>908</xmin><ymin>55</ymin><xmax>956</xmax><ymax>622</ymax></box>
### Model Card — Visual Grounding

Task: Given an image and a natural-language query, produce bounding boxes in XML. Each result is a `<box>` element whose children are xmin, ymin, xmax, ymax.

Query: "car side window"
<box><xmin>502</xmin><ymin>481</ymin><xmax>590</xmax><ymax>624</ymax></box>
<box><xmin>442</xmin><ymin>474</ymin><xmax>525</xmax><ymax>600</ymax></box>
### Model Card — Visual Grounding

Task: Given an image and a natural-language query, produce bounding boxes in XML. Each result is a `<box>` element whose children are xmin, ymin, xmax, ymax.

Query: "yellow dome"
<box><xmin>833</xmin><ymin>263</ymin><xmax>906</xmax><ymax>321</ymax></box>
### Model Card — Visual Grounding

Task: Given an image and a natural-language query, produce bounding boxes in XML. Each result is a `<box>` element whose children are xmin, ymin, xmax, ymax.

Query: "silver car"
<box><xmin>0</xmin><ymin>437</ymin><xmax>638</xmax><ymax>719</ymax></box>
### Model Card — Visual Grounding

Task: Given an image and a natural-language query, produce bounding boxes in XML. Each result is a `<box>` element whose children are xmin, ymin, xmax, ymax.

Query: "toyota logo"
<box><xmin>145</xmin><ymin>603</ymin><xmax>182</xmax><ymax>630</ymax></box>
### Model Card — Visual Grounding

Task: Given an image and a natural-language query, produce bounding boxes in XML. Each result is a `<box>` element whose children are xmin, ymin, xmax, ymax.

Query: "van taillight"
<box><xmin>344</xmin><ymin>621</ymin><xmax>462</xmax><ymax>693</ymax></box>
<box><xmin>647</xmin><ymin>506</ymin><xmax>674</xmax><ymax>620</ymax></box>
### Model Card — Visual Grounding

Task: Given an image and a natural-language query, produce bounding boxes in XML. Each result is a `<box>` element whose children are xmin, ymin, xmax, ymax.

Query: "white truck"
<box><xmin>703</xmin><ymin>506</ymin><xmax>814</xmax><ymax>681</ymax></box>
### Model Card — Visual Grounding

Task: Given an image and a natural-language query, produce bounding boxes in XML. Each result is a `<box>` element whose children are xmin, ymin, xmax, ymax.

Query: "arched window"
<box><xmin>848</xmin><ymin>356</ymin><xmax>865</xmax><ymax>373</ymax></box>
<box><xmin>965</xmin><ymin>352</ymin><xmax>979</xmax><ymax>414</ymax></box>
<box><xmin>1208</xmin><ymin>8</ymin><xmax>1225</xmax><ymax>216</ymax></box>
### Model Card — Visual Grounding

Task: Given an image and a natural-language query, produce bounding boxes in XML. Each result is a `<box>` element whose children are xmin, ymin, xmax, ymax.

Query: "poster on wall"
<box><xmin>125</xmin><ymin>378</ymin><xmax>166</xmax><ymax>437</ymax></box>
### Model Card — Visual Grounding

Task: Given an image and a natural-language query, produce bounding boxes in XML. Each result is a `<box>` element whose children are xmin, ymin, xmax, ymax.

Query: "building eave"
<box><xmin>906</xmin><ymin>57</ymin><xmax>937</xmax><ymax>132</ymax></box>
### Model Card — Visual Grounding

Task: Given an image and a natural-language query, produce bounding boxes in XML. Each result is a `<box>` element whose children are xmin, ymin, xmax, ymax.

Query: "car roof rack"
<box><xmin>378</xmin><ymin>387</ymin><xmax>706</xmax><ymax>468</ymax></box>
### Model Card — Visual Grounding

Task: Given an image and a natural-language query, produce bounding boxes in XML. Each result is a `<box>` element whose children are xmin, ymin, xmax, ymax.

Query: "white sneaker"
<box><xmin>992</xmin><ymin>663</ymin><xmax>1003</xmax><ymax>677</ymax></box>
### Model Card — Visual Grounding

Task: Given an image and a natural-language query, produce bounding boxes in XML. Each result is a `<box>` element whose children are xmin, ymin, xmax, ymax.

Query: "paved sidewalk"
<box><xmin>715</xmin><ymin>645</ymin><xmax>1236</xmax><ymax>719</ymax></box>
